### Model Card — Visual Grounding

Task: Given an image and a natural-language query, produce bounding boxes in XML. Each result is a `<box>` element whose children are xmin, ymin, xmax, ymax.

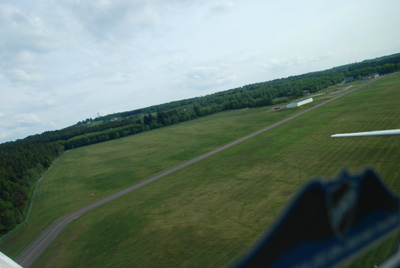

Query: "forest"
<box><xmin>1</xmin><ymin>53</ymin><xmax>400</xmax><ymax>234</ymax></box>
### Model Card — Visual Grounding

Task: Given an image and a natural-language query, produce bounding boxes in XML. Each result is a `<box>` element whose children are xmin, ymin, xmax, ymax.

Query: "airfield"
<box><xmin>1</xmin><ymin>74</ymin><xmax>400</xmax><ymax>267</ymax></box>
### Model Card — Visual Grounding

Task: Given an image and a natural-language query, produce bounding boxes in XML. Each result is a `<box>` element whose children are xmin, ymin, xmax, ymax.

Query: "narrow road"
<box><xmin>15</xmin><ymin>78</ymin><xmax>381</xmax><ymax>267</ymax></box>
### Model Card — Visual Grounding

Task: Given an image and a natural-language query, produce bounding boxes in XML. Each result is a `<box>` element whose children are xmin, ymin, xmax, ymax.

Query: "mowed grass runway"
<box><xmin>4</xmin><ymin>75</ymin><xmax>400</xmax><ymax>267</ymax></box>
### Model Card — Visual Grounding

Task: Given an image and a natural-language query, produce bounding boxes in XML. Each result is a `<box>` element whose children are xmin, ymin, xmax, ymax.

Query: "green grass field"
<box><xmin>323</xmin><ymin>80</ymin><xmax>365</xmax><ymax>95</ymax></box>
<box><xmin>3</xmin><ymin>75</ymin><xmax>400</xmax><ymax>267</ymax></box>
<box><xmin>0</xmin><ymin>89</ymin><xmax>334</xmax><ymax>258</ymax></box>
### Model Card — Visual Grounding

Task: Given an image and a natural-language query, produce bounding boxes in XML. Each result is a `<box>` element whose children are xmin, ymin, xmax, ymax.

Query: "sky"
<box><xmin>1</xmin><ymin>0</ymin><xmax>399</xmax><ymax>143</ymax></box>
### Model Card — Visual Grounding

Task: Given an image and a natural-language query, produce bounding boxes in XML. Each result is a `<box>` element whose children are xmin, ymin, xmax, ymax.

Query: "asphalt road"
<box><xmin>15</xmin><ymin>77</ymin><xmax>380</xmax><ymax>267</ymax></box>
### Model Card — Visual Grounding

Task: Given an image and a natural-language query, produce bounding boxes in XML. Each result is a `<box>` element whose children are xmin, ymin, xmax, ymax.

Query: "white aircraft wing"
<box><xmin>0</xmin><ymin>251</ymin><xmax>22</xmax><ymax>268</ymax></box>
<box><xmin>331</xmin><ymin>129</ymin><xmax>400</xmax><ymax>138</ymax></box>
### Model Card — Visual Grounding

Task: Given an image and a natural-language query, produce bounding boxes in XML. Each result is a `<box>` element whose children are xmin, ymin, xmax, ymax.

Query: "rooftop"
<box><xmin>291</xmin><ymin>97</ymin><xmax>313</xmax><ymax>103</ymax></box>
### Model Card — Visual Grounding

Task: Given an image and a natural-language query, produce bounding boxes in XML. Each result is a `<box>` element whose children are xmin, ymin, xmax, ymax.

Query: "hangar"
<box><xmin>286</xmin><ymin>97</ymin><xmax>313</xmax><ymax>109</ymax></box>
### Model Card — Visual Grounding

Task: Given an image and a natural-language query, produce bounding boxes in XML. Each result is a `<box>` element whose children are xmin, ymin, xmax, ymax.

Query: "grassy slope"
<box><xmin>1</xmin><ymin>94</ymin><xmax>333</xmax><ymax>257</ymax></box>
<box><xmin>28</xmin><ymin>74</ymin><xmax>400</xmax><ymax>267</ymax></box>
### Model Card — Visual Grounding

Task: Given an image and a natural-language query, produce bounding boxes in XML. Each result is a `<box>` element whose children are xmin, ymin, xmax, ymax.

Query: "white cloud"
<box><xmin>45</xmin><ymin>99</ymin><xmax>57</xmax><ymax>107</ymax></box>
<box><xmin>0</xmin><ymin>3</ymin><xmax>56</xmax><ymax>86</ymax></box>
<box><xmin>0</xmin><ymin>4</ymin><xmax>55</xmax><ymax>55</ymax></box>
<box><xmin>9</xmin><ymin>69</ymin><xmax>44</xmax><ymax>82</ymax></box>
<box><xmin>15</xmin><ymin>50</ymin><xmax>35</xmax><ymax>63</ymax></box>
<box><xmin>103</xmin><ymin>71</ymin><xmax>134</xmax><ymax>84</ymax></box>
<box><xmin>0</xmin><ymin>127</ymin><xmax>27</xmax><ymax>140</ymax></box>
<box><xmin>205</xmin><ymin>1</ymin><xmax>235</xmax><ymax>17</ymax></box>
<box><xmin>166</xmin><ymin>57</ymin><xmax>185</xmax><ymax>70</ymax></box>
<box><xmin>257</xmin><ymin>55</ymin><xmax>332</xmax><ymax>78</ymax></box>
<box><xmin>0</xmin><ymin>132</ymin><xmax>8</xmax><ymax>139</ymax></box>
<box><xmin>0</xmin><ymin>113</ymin><xmax>41</xmax><ymax>141</ymax></box>
<box><xmin>217</xmin><ymin>74</ymin><xmax>237</xmax><ymax>84</ymax></box>
<box><xmin>190</xmin><ymin>66</ymin><xmax>220</xmax><ymax>81</ymax></box>
<box><xmin>185</xmin><ymin>65</ymin><xmax>238</xmax><ymax>91</ymax></box>
<box><xmin>14</xmin><ymin>113</ymin><xmax>41</xmax><ymax>125</ymax></box>
<box><xmin>61</xmin><ymin>0</ymin><xmax>161</xmax><ymax>41</ymax></box>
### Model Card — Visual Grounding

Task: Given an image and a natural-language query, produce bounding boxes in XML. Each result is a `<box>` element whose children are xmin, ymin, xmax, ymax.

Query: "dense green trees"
<box><xmin>1</xmin><ymin>52</ymin><xmax>400</xmax><ymax>235</ymax></box>
<box><xmin>0</xmin><ymin>141</ymin><xmax>63</xmax><ymax>232</ymax></box>
<box><xmin>344</xmin><ymin>54</ymin><xmax>400</xmax><ymax>78</ymax></box>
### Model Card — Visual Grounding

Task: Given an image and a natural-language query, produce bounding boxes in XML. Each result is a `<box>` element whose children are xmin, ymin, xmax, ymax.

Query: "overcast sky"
<box><xmin>1</xmin><ymin>0</ymin><xmax>399</xmax><ymax>143</ymax></box>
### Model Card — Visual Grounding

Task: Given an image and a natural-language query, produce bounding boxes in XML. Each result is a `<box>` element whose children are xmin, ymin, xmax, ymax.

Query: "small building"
<box><xmin>287</xmin><ymin>97</ymin><xmax>313</xmax><ymax>109</ymax></box>
<box><xmin>361</xmin><ymin>74</ymin><xmax>375</xmax><ymax>81</ymax></box>
<box><xmin>343</xmin><ymin>76</ymin><xmax>355</xmax><ymax>83</ymax></box>
<box><xmin>361</xmin><ymin>75</ymin><xmax>370</xmax><ymax>81</ymax></box>
<box><xmin>362</xmin><ymin>73</ymin><xmax>380</xmax><ymax>80</ymax></box>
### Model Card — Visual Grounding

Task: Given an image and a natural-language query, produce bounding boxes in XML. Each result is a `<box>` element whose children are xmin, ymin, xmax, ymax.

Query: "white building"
<box><xmin>286</xmin><ymin>97</ymin><xmax>313</xmax><ymax>109</ymax></box>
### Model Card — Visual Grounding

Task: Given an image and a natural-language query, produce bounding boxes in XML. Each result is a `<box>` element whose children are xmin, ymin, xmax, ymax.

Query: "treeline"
<box><xmin>66</xmin><ymin>112</ymin><xmax>182</xmax><ymax>149</ymax></box>
<box><xmin>27</xmin><ymin>117</ymin><xmax>146</xmax><ymax>144</ymax></box>
<box><xmin>84</xmin><ymin>70</ymin><xmax>346</xmax><ymax>125</ymax></box>
<box><xmin>0</xmin><ymin>141</ymin><xmax>63</xmax><ymax>232</ymax></box>
<box><xmin>65</xmin><ymin>71</ymin><xmax>346</xmax><ymax>148</ymax></box>
<box><xmin>80</xmin><ymin>55</ymin><xmax>400</xmax><ymax>125</ymax></box>
<box><xmin>347</xmin><ymin>63</ymin><xmax>400</xmax><ymax>78</ymax></box>
<box><xmin>347</xmin><ymin>54</ymin><xmax>400</xmax><ymax>76</ymax></box>
<box><xmin>1</xmin><ymin>52</ymin><xmax>400</xmax><ymax>234</ymax></box>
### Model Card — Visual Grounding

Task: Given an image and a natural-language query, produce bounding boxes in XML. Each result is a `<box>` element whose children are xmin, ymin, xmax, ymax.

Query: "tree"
<box><xmin>193</xmin><ymin>104</ymin><xmax>202</xmax><ymax>117</ymax></box>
